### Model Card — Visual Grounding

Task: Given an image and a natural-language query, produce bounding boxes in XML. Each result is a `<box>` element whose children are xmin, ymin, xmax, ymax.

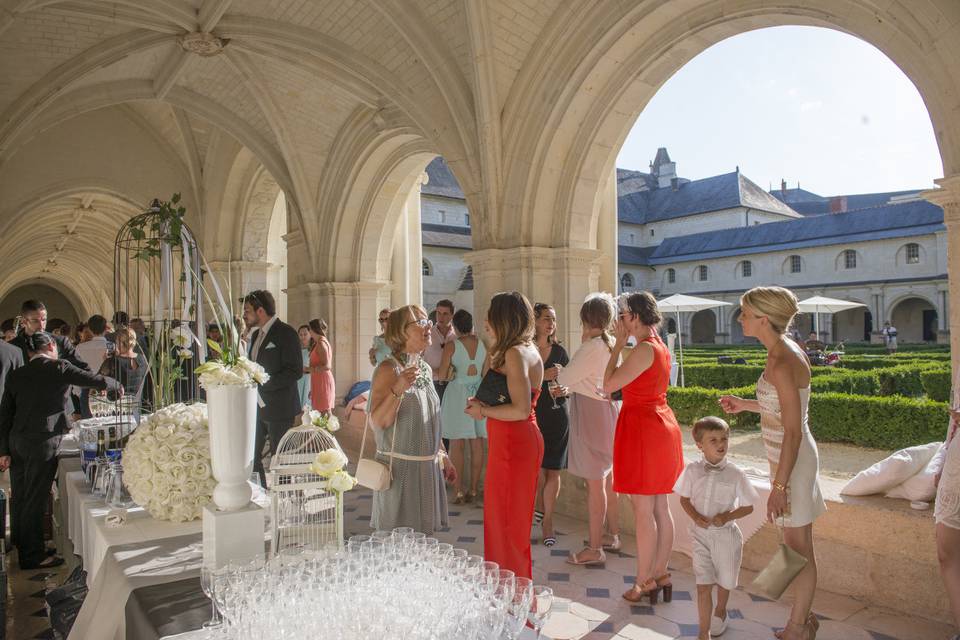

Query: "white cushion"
<box><xmin>841</xmin><ymin>442</ymin><xmax>941</xmax><ymax>496</ymax></box>
<box><xmin>886</xmin><ymin>442</ymin><xmax>948</xmax><ymax>502</ymax></box>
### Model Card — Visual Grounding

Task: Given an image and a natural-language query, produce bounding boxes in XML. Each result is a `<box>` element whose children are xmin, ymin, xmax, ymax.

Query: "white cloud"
<box><xmin>799</xmin><ymin>100</ymin><xmax>823</xmax><ymax>112</ymax></box>
<box><xmin>787</xmin><ymin>87</ymin><xmax>799</xmax><ymax>97</ymax></box>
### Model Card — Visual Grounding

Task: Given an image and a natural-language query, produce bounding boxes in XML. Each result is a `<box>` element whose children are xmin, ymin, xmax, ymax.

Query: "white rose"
<box><xmin>309</xmin><ymin>448</ymin><xmax>348</xmax><ymax>476</ymax></box>
<box><xmin>328</xmin><ymin>470</ymin><xmax>357</xmax><ymax>493</ymax></box>
<box><xmin>325</xmin><ymin>415</ymin><xmax>340</xmax><ymax>433</ymax></box>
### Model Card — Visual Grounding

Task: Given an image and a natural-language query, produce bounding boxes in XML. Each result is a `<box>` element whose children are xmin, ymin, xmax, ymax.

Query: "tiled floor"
<box><xmin>5</xmin><ymin>483</ymin><xmax>956</xmax><ymax>640</ymax></box>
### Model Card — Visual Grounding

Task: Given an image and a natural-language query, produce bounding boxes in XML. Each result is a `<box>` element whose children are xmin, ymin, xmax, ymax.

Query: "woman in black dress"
<box><xmin>532</xmin><ymin>303</ymin><xmax>570</xmax><ymax>546</ymax></box>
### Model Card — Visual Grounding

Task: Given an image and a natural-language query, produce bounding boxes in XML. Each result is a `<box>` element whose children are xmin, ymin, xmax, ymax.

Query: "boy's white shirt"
<box><xmin>674</xmin><ymin>456</ymin><xmax>760</xmax><ymax>528</ymax></box>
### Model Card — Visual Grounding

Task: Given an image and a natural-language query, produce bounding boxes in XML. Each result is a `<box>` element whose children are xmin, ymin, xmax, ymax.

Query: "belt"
<box><xmin>376</xmin><ymin>450</ymin><xmax>446</xmax><ymax>469</ymax></box>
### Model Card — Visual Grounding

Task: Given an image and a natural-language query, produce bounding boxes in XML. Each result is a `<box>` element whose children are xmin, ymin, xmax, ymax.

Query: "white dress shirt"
<box><xmin>674</xmin><ymin>457</ymin><xmax>759</xmax><ymax>528</ymax></box>
<box><xmin>250</xmin><ymin>315</ymin><xmax>278</xmax><ymax>361</ymax></box>
<box><xmin>76</xmin><ymin>335</ymin><xmax>110</xmax><ymax>372</ymax></box>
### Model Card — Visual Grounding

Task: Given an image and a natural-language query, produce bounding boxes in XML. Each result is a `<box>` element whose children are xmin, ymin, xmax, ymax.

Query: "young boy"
<box><xmin>675</xmin><ymin>416</ymin><xmax>759</xmax><ymax>639</ymax></box>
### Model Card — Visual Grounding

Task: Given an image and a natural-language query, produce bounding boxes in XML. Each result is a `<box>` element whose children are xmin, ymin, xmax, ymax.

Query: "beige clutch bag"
<box><xmin>750</xmin><ymin>521</ymin><xmax>808</xmax><ymax>600</ymax></box>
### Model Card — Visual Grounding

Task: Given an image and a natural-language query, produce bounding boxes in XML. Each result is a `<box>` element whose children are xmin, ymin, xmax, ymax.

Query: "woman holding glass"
<box><xmin>604</xmin><ymin>292</ymin><xmax>684</xmax><ymax>604</ymax></box>
<box><xmin>560</xmin><ymin>294</ymin><xmax>621</xmax><ymax>566</ymax></box>
<box><xmin>308</xmin><ymin>319</ymin><xmax>335</xmax><ymax>413</ymax></box>
<box><xmin>531</xmin><ymin>303</ymin><xmax>569</xmax><ymax>547</ymax></box>
<box><xmin>720</xmin><ymin>286</ymin><xmax>826</xmax><ymax>640</ymax></box>
<box><xmin>97</xmin><ymin>327</ymin><xmax>149</xmax><ymax>415</ymax></box>
<box><xmin>466</xmin><ymin>292</ymin><xmax>544</xmax><ymax>579</ymax></box>
<box><xmin>368</xmin><ymin>305</ymin><xmax>457</xmax><ymax>535</ymax></box>
<box><xmin>297</xmin><ymin>324</ymin><xmax>312</xmax><ymax>408</ymax></box>
<box><xmin>439</xmin><ymin>309</ymin><xmax>487</xmax><ymax>504</ymax></box>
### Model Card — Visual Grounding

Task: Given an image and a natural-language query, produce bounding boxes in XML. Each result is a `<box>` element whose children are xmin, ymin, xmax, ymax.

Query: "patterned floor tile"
<box><xmin>675</xmin><ymin>622</ymin><xmax>700</xmax><ymax>637</ymax></box>
<box><xmin>586</xmin><ymin>587</ymin><xmax>611</xmax><ymax>599</ymax></box>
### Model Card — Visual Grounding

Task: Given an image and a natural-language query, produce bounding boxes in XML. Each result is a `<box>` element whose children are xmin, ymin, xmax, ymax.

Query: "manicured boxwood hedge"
<box><xmin>667</xmin><ymin>385</ymin><xmax>950</xmax><ymax>449</ymax></box>
<box><xmin>921</xmin><ymin>369</ymin><xmax>952</xmax><ymax>403</ymax></box>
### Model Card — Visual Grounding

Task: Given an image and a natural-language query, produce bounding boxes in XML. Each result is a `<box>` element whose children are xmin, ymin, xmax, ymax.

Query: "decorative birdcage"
<box><xmin>268</xmin><ymin>425</ymin><xmax>345</xmax><ymax>556</ymax></box>
<box><xmin>113</xmin><ymin>195</ymin><xmax>206</xmax><ymax>413</ymax></box>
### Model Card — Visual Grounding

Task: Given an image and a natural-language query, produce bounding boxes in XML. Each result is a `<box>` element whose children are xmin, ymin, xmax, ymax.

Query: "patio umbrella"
<box><xmin>796</xmin><ymin>295</ymin><xmax>866</xmax><ymax>337</ymax></box>
<box><xmin>656</xmin><ymin>294</ymin><xmax>731</xmax><ymax>386</ymax></box>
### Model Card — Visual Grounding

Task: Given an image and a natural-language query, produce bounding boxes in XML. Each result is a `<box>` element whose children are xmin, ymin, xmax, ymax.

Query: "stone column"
<box><xmin>287</xmin><ymin>280</ymin><xmax>391</xmax><ymax>399</ymax></box>
<box><xmin>464</xmin><ymin>247</ymin><xmax>604</xmax><ymax>351</ymax></box>
<box><xmin>597</xmin><ymin>169</ymin><xmax>619</xmax><ymax>294</ymax></box>
<box><xmin>715</xmin><ymin>306</ymin><xmax>728</xmax><ymax>344</ymax></box>
<box><xmin>922</xmin><ymin>176</ymin><xmax>960</xmax><ymax>374</ymax></box>
<box><xmin>938</xmin><ymin>288</ymin><xmax>950</xmax><ymax>345</ymax></box>
<box><xmin>390</xmin><ymin>173</ymin><xmax>426</xmax><ymax>308</ymax></box>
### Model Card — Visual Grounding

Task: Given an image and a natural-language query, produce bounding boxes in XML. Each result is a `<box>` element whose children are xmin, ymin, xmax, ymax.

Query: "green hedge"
<box><xmin>666</xmin><ymin>385</ymin><xmax>759</xmax><ymax>429</ymax></box>
<box><xmin>807</xmin><ymin>393</ymin><xmax>949</xmax><ymax>449</ymax></box>
<box><xmin>668</xmin><ymin>385</ymin><xmax>950</xmax><ymax>449</ymax></box>
<box><xmin>921</xmin><ymin>369</ymin><xmax>953</xmax><ymax>403</ymax></box>
<box><xmin>680</xmin><ymin>364</ymin><xmax>766</xmax><ymax>390</ymax></box>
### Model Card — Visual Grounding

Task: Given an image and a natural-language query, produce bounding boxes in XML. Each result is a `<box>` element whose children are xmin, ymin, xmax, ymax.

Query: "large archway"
<box><xmin>890</xmin><ymin>296</ymin><xmax>938</xmax><ymax>343</ymax></box>
<box><xmin>690</xmin><ymin>309</ymin><xmax>717</xmax><ymax>344</ymax></box>
<box><xmin>0</xmin><ymin>282</ymin><xmax>83</xmax><ymax>326</ymax></box>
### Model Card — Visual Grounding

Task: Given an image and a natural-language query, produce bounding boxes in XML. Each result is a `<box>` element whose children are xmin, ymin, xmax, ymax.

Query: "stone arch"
<box><xmin>690</xmin><ymin>309</ymin><xmax>717</xmax><ymax>344</ymax></box>
<box><xmin>831</xmin><ymin>297</ymin><xmax>872</xmax><ymax>343</ymax></box>
<box><xmin>499</xmin><ymin>2</ymin><xmax>959</xmax><ymax>251</ymax></box>
<box><xmin>0</xmin><ymin>279</ymin><xmax>89</xmax><ymax>324</ymax></box>
<box><xmin>887</xmin><ymin>294</ymin><xmax>939</xmax><ymax>343</ymax></box>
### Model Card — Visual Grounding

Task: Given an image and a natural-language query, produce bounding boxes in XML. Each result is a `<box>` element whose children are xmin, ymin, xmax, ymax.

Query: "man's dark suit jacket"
<box><xmin>0</xmin><ymin>340</ymin><xmax>23</xmax><ymax>399</ymax></box>
<box><xmin>248</xmin><ymin>318</ymin><xmax>302</xmax><ymax>423</ymax></box>
<box><xmin>10</xmin><ymin>332</ymin><xmax>89</xmax><ymax>371</ymax></box>
<box><xmin>0</xmin><ymin>357</ymin><xmax>120</xmax><ymax>460</ymax></box>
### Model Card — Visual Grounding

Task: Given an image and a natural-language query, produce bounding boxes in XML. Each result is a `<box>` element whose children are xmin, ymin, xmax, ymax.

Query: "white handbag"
<box><xmin>355</xmin><ymin>412</ymin><xmax>395</xmax><ymax>491</ymax></box>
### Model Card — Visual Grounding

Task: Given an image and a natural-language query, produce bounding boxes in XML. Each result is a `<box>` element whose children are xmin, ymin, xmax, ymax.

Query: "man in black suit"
<box><xmin>243</xmin><ymin>290</ymin><xmax>302</xmax><ymax>485</ymax></box>
<box><xmin>0</xmin><ymin>339</ymin><xmax>23</xmax><ymax>399</ymax></box>
<box><xmin>10</xmin><ymin>300</ymin><xmax>89</xmax><ymax>371</ymax></box>
<box><xmin>0</xmin><ymin>332</ymin><xmax>121</xmax><ymax>569</ymax></box>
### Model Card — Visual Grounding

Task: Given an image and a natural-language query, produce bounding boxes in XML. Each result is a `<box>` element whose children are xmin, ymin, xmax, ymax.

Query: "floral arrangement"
<box><xmin>301</xmin><ymin>407</ymin><xmax>340</xmax><ymax>432</ymax></box>
<box><xmin>195</xmin><ymin>354</ymin><xmax>269</xmax><ymax>389</ymax></box>
<box><xmin>308</xmin><ymin>448</ymin><xmax>357</xmax><ymax>493</ymax></box>
<box><xmin>123</xmin><ymin>403</ymin><xmax>215</xmax><ymax>522</ymax></box>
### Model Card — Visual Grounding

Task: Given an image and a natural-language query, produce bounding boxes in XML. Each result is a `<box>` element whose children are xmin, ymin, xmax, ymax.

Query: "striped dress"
<box><xmin>756</xmin><ymin>374</ymin><xmax>826</xmax><ymax>527</ymax></box>
<box><xmin>371</xmin><ymin>359</ymin><xmax>449</xmax><ymax>535</ymax></box>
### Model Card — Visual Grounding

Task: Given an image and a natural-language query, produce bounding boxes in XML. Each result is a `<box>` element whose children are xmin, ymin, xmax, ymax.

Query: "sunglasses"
<box><xmin>405</xmin><ymin>318</ymin><xmax>433</xmax><ymax>329</ymax></box>
<box><xmin>378</xmin><ymin>317</ymin><xmax>389</xmax><ymax>323</ymax></box>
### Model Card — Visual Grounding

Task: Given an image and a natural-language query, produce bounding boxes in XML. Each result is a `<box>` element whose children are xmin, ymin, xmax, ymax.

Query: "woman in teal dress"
<box><xmin>439</xmin><ymin>310</ymin><xmax>487</xmax><ymax>503</ymax></box>
<box><xmin>297</xmin><ymin>325</ymin><xmax>312</xmax><ymax>408</ymax></box>
<box><xmin>369</xmin><ymin>308</ymin><xmax>392</xmax><ymax>366</ymax></box>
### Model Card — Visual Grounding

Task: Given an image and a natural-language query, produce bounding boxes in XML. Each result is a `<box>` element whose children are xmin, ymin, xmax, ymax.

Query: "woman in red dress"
<box><xmin>466</xmin><ymin>292</ymin><xmax>544</xmax><ymax>579</ymax></box>
<box><xmin>604</xmin><ymin>291</ymin><xmax>684</xmax><ymax>604</ymax></box>
<box><xmin>308</xmin><ymin>319</ymin><xmax>336</xmax><ymax>413</ymax></box>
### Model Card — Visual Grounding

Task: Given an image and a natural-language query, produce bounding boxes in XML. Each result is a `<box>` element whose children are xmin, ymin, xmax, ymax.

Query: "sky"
<box><xmin>617</xmin><ymin>26</ymin><xmax>943</xmax><ymax>197</ymax></box>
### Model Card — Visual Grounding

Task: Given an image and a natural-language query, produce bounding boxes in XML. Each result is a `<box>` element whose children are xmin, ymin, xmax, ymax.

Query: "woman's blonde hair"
<box><xmin>488</xmin><ymin>292</ymin><xmax>535</xmax><ymax>370</ymax></box>
<box><xmin>384</xmin><ymin>304</ymin><xmax>426</xmax><ymax>361</ymax></box>
<box><xmin>740</xmin><ymin>286</ymin><xmax>799</xmax><ymax>334</ymax></box>
<box><xmin>580</xmin><ymin>294</ymin><xmax>616</xmax><ymax>351</ymax></box>
<box><xmin>115</xmin><ymin>327</ymin><xmax>137</xmax><ymax>354</ymax></box>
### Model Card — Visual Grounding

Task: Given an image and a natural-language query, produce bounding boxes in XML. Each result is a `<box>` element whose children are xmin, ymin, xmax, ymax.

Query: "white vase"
<box><xmin>206</xmin><ymin>384</ymin><xmax>258</xmax><ymax>511</ymax></box>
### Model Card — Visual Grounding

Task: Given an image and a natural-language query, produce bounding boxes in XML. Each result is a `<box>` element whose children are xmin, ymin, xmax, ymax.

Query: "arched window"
<box><xmin>422</xmin><ymin>259</ymin><xmax>432</xmax><ymax>276</ymax></box>
<box><xmin>620</xmin><ymin>272</ymin><xmax>634</xmax><ymax>291</ymax></box>
<box><xmin>697</xmin><ymin>265</ymin><xmax>708</xmax><ymax>281</ymax></box>
<box><xmin>741</xmin><ymin>260</ymin><xmax>753</xmax><ymax>278</ymax></box>
<box><xmin>789</xmin><ymin>255</ymin><xmax>802</xmax><ymax>273</ymax></box>
<box><xmin>667</xmin><ymin>268</ymin><xmax>676</xmax><ymax>284</ymax></box>
<box><xmin>843</xmin><ymin>249</ymin><xmax>857</xmax><ymax>269</ymax></box>
<box><xmin>905</xmin><ymin>243</ymin><xmax>920</xmax><ymax>264</ymax></box>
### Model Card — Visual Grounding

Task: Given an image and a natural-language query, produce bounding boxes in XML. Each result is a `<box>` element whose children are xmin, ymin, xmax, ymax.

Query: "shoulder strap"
<box><xmin>358</xmin><ymin>393</ymin><xmax>398</xmax><ymax>477</ymax></box>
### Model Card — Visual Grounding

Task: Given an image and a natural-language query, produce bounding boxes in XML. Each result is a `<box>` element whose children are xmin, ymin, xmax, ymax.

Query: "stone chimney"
<box><xmin>781</xmin><ymin>179</ymin><xmax>787</xmax><ymax>197</ymax></box>
<box><xmin>829</xmin><ymin>196</ymin><xmax>848</xmax><ymax>213</ymax></box>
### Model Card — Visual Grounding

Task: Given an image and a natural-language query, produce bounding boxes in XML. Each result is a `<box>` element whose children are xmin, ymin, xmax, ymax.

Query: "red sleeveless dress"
<box><xmin>484</xmin><ymin>381</ymin><xmax>544</xmax><ymax>579</ymax></box>
<box><xmin>612</xmin><ymin>334</ymin><xmax>684</xmax><ymax>495</ymax></box>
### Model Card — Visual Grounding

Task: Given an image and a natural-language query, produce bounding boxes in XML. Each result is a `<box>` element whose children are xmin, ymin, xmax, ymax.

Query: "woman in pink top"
<box><xmin>308</xmin><ymin>318</ymin><xmax>335</xmax><ymax>413</ymax></box>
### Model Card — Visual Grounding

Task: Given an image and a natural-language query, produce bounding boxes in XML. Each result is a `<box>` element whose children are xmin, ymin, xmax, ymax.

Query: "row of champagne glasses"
<box><xmin>200</xmin><ymin>527</ymin><xmax>554</xmax><ymax>639</ymax></box>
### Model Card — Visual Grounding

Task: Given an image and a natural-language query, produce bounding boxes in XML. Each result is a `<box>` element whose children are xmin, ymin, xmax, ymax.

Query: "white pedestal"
<box><xmin>202</xmin><ymin>501</ymin><xmax>265</xmax><ymax>568</ymax></box>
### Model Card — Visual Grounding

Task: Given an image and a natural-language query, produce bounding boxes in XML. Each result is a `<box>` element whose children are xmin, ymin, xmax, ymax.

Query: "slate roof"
<box><xmin>618</xmin><ymin>170</ymin><xmax>799</xmax><ymax>224</ymax></box>
<box><xmin>648</xmin><ymin>199</ymin><xmax>944</xmax><ymax>264</ymax></box>
<box><xmin>618</xmin><ymin>245</ymin><xmax>658</xmax><ymax>266</ymax></box>
<box><xmin>423</xmin><ymin>157</ymin><xmax>464</xmax><ymax>199</ymax></box>
<box><xmin>421</xmin><ymin>223</ymin><xmax>471</xmax><ymax>249</ymax></box>
<box><xmin>770</xmin><ymin>187</ymin><xmax>923</xmax><ymax>215</ymax></box>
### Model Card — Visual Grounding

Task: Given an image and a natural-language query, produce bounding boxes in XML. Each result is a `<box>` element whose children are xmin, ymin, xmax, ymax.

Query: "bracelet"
<box><xmin>772</xmin><ymin>481</ymin><xmax>787</xmax><ymax>493</ymax></box>
<box><xmin>390</xmin><ymin>387</ymin><xmax>402</xmax><ymax>399</ymax></box>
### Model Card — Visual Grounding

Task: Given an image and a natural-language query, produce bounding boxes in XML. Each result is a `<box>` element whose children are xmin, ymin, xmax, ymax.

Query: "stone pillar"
<box><xmin>206</xmin><ymin>260</ymin><xmax>272</xmax><ymax>307</ymax></box>
<box><xmin>287</xmin><ymin>280</ymin><xmax>391</xmax><ymax>398</ymax></box>
<box><xmin>597</xmin><ymin>169</ymin><xmax>619</xmax><ymax>294</ymax></box>
<box><xmin>464</xmin><ymin>247</ymin><xmax>604</xmax><ymax>351</ymax></box>
<box><xmin>938</xmin><ymin>288</ymin><xmax>950</xmax><ymax>345</ymax></box>
<box><xmin>390</xmin><ymin>174</ymin><xmax>426</xmax><ymax>308</ymax></box>
<box><xmin>922</xmin><ymin>176</ymin><xmax>960</xmax><ymax>374</ymax></box>
<box><xmin>870</xmin><ymin>290</ymin><xmax>885</xmax><ymax>344</ymax></box>
<box><xmin>715</xmin><ymin>307</ymin><xmax>728</xmax><ymax>344</ymax></box>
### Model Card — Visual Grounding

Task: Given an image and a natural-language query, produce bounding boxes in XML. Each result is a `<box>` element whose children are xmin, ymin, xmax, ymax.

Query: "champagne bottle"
<box><xmin>96</xmin><ymin>430</ymin><xmax>106</xmax><ymax>457</ymax></box>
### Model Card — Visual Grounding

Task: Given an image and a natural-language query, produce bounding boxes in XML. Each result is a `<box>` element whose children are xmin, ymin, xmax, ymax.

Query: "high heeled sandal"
<box><xmin>653</xmin><ymin>572</ymin><xmax>673</xmax><ymax>603</ymax></box>
<box><xmin>622</xmin><ymin>578</ymin><xmax>660</xmax><ymax>604</ymax></box>
<box><xmin>452</xmin><ymin>491</ymin><xmax>466</xmax><ymax>505</ymax></box>
<box><xmin>602</xmin><ymin>533</ymin><xmax>621</xmax><ymax>551</ymax></box>
<box><xmin>566</xmin><ymin>547</ymin><xmax>606</xmax><ymax>566</ymax></box>
<box><xmin>774</xmin><ymin>614</ymin><xmax>819</xmax><ymax>639</ymax></box>
<box><xmin>779</xmin><ymin>619</ymin><xmax>814</xmax><ymax>640</ymax></box>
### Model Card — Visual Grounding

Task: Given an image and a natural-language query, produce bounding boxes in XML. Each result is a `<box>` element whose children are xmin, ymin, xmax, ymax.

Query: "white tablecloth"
<box><xmin>63</xmin><ymin>471</ymin><xmax>202</xmax><ymax>586</ymax></box>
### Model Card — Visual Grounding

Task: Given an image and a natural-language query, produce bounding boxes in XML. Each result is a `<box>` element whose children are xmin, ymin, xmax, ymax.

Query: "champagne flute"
<box><xmin>528</xmin><ymin>585</ymin><xmax>554</xmax><ymax>639</ymax></box>
<box><xmin>200</xmin><ymin>564</ymin><xmax>223</xmax><ymax>628</ymax></box>
<box><xmin>547</xmin><ymin>380</ymin><xmax>561</xmax><ymax>410</ymax></box>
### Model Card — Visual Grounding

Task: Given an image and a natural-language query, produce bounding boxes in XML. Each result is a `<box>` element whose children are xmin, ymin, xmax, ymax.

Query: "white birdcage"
<box><xmin>267</xmin><ymin>424</ymin><xmax>345</xmax><ymax>556</ymax></box>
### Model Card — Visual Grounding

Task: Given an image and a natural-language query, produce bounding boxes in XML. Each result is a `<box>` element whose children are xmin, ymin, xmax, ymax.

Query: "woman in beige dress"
<box><xmin>720</xmin><ymin>287</ymin><xmax>825</xmax><ymax>640</ymax></box>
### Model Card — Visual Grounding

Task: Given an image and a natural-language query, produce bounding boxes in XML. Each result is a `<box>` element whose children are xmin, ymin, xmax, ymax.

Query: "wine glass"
<box><xmin>528</xmin><ymin>585</ymin><xmax>554</xmax><ymax>639</ymax></box>
<box><xmin>546</xmin><ymin>380</ymin><xmax>561</xmax><ymax>410</ymax></box>
<box><xmin>200</xmin><ymin>564</ymin><xmax>223</xmax><ymax>628</ymax></box>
